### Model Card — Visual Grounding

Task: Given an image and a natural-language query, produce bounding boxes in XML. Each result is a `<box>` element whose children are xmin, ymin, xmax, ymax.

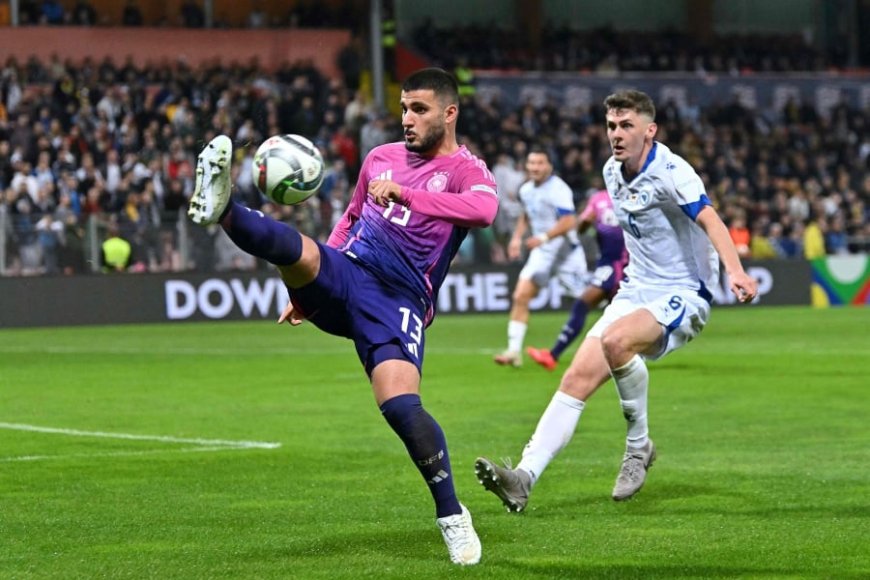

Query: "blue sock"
<box><xmin>551</xmin><ymin>300</ymin><xmax>589</xmax><ymax>360</ymax></box>
<box><xmin>380</xmin><ymin>393</ymin><xmax>462</xmax><ymax>518</ymax></box>
<box><xmin>221</xmin><ymin>201</ymin><xmax>302</xmax><ymax>266</ymax></box>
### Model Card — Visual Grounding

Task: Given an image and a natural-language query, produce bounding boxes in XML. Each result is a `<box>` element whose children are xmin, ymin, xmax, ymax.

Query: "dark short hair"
<box><xmin>527</xmin><ymin>146</ymin><xmax>551</xmax><ymax>163</ymax></box>
<box><xmin>604</xmin><ymin>90</ymin><xmax>656</xmax><ymax>120</ymax></box>
<box><xmin>402</xmin><ymin>68</ymin><xmax>459</xmax><ymax>105</ymax></box>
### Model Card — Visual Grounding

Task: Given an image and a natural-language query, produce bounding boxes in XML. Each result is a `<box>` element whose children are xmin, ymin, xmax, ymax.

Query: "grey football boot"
<box><xmin>474</xmin><ymin>457</ymin><xmax>532</xmax><ymax>513</ymax></box>
<box><xmin>612</xmin><ymin>439</ymin><xmax>656</xmax><ymax>501</ymax></box>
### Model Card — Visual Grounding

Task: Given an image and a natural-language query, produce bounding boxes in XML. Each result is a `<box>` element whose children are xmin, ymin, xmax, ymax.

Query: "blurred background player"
<box><xmin>476</xmin><ymin>89</ymin><xmax>758</xmax><ymax>511</ymax></box>
<box><xmin>526</xmin><ymin>189</ymin><xmax>628</xmax><ymax>371</ymax></box>
<box><xmin>187</xmin><ymin>68</ymin><xmax>497</xmax><ymax>566</ymax></box>
<box><xmin>493</xmin><ymin>148</ymin><xmax>586</xmax><ymax>368</ymax></box>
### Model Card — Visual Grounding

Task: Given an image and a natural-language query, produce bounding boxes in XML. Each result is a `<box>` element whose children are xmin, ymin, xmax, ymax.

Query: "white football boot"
<box><xmin>188</xmin><ymin>135</ymin><xmax>233</xmax><ymax>225</ymax></box>
<box><xmin>493</xmin><ymin>350</ymin><xmax>522</xmax><ymax>368</ymax></box>
<box><xmin>436</xmin><ymin>504</ymin><xmax>481</xmax><ymax>565</ymax></box>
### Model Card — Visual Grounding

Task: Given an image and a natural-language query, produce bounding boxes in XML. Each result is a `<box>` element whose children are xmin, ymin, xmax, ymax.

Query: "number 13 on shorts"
<box><xmin>399</xmin><ymin>306</ymin><xmax>423</xmax><ymax>359</ymax></box>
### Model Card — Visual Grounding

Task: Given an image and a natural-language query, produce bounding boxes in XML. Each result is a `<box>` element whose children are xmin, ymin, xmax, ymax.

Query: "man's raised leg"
<box><xmin>188</xmin><ymin>135</ymin><xmax>316</xmax><ymax>286</ymax></box>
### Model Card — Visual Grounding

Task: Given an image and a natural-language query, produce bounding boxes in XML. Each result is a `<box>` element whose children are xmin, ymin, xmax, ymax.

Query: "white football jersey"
<box><xmin>518</xmin><ymin>174</ymin><xmax>580</xmax><ymax>247</ymax></box>
<box><xmin>602</xmin><ymin>141</ymin><xmax>719</xmax><ymax>298</ymax></box>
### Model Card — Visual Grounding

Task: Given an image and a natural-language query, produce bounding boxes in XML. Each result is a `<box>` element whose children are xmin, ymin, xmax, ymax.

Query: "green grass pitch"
<box><xmin>1</xmin><ymin>306</ymin><xmax>867</xmax><ymax>579</ymax></box>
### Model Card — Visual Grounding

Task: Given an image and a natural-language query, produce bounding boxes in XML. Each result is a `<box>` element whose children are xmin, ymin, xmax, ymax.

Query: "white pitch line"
<box><xmin>0</xmin><ymin>446</ymin><xmax>239</xmax><ymax>463</ymax></box>
<box><xmin>0</xmin><ymin>422</ymin><xmax>281</xmax><ymax>449</ymax></box>
<box><xmin>0</xmin><ymin>345</ymin><xmax>351</xmax><ymax>355</ymax></box>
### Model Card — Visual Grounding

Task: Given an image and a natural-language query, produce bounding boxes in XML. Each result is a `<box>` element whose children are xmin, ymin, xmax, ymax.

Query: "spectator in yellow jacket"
<box><xmin>101</xmin><ymin>222</ymin><xmax>132</xmax><ymax>272</ymax></box>
<box><xmin>803</xmin><ymin>218</ymin><xmax>826</xmax><ymax>259</ymax></box>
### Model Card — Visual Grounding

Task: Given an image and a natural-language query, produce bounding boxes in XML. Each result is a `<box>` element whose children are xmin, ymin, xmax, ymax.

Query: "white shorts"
<box><xmin>586</xmin><ymin>285</ymin><xmax>711</xmax><ymax>360</ymax></box>
<box><xmin>519</xmin><ymin>241</ymin><xmax>587</xmax><ymax>296</ymax></box>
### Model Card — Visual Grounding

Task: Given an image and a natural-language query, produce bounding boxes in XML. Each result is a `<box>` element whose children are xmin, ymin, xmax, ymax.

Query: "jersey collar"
<box><xmin>619</xmin><ymin>142</ymin><xmax>658</xmax><ymax>184</ymax></box>
<box><xmin>639</xmin><ymin>142</ymin><xmax>658</xmax><ymax>174</ymax></box>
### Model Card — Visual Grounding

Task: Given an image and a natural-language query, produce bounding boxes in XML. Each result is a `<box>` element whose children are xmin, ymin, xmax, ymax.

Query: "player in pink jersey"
<box><xmin>527</xmin><ymin>189</ymin><xmax>628</xmax><ymax>371</ymax></box>
<box><xmin>187</xmin><ymin>68</ymin><xmax>497</xmax><ymax>565</ymax></box>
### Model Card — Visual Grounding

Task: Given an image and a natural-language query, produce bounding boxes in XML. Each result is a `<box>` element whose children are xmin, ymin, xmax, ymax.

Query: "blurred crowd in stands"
<box><xmin>9</xmin><ymin>1</ymin><xmax>862</xmax><ymax>72</ymax></box>
<box><xmin>412</xmin><ymin>23</ymin><xmax>845</xmax><ymax>74</ymax></box>
<box><xmin>9</xmin><ymin>0</ymin><xmax>362</xmax><ymax>29</ymax></box>
<box><xmin>469</xmin><ymin>89</ymin><xmax>869</xmax><ymax>264</ymax></box>
<box><xmin>0</xmin><ymin>43</ymin><xmax>868</xmax><ymax>276</ymax></box>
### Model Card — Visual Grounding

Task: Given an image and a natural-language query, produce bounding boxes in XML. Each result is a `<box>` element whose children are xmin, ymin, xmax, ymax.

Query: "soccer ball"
<box><xmin>252</xmin><ymin>134</ymin><xmax>324</xmax><ymax>205</ymax></box>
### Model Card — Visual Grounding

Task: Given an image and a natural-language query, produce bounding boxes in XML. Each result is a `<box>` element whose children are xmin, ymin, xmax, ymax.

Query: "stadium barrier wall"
<box><xmin>0</xmin><ymin>258</ymin><xmax>838</xmax><ymax>329</ymax></box>
<box><xmin>0</xmin><ymin>27</ymin><xmax>350</xmax><ymax>77</ymax></box>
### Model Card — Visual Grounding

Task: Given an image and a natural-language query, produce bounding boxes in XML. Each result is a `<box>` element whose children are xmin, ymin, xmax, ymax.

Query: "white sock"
<box><xmin>611</xmin><ymin>355</ymin><xmax>649</xmax><ymax>450</ymax></box>
<box><xmin>517</xmin><ymin>391</ymin><xmax>585</xmax><ymax>485</ymax></box>
<box><xmin>507</xmin><ymin>320</ymin><xmax>527</xmax><ymax>354</ymax></box>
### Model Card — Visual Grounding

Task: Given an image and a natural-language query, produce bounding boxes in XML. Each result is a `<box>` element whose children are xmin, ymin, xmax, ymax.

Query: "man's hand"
<box><xmin>277</xmin><ymin>301</ymin><xmax>305</xmax><ymax>326</ymax></box>
<box><xmin>525</xmin><ymin>233</ymin><xmax>549</xmax><ymax>250</ymax></box>
<box><xmin>729</xmin><ymin>270</ymin><xmax>758</xmax><ymax>303</ymax></box>
<box><xmin>368</xmin><ymin>179</ymin><xmax>403</xmax><ymax>207</ymax></box>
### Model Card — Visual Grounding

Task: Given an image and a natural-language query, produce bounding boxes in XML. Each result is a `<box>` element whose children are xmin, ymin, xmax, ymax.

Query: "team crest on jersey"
<box><xmin>426</xmin><ymin>172</ymin><xmax>449</xmax><ymax>192</ymax></box>
<box><xmin>625</xmin><ymin>189</ymin><xmax>652</xmax><ymax>209</ymax></box>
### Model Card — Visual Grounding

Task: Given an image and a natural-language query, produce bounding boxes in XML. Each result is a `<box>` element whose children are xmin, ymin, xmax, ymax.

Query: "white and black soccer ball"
<box><xmin>252</xmin><ymin>134</ymin><xmax>324</xmax><ymax>205</ymax></box>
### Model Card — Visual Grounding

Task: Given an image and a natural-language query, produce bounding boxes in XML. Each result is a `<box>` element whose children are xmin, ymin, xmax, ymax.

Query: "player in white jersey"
<box><xmin>494</xmin><ymin>148</ymin><xmax>587</xmax><ymax>367</ymax></box>
<box><xmin>476</xmin><ymin>90</ymin><xmax>757</xmax><ymax>511</ymax></box>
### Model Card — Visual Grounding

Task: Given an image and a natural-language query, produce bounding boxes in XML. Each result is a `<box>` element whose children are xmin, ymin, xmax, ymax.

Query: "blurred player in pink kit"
<box><xmin>187</xmin><ymin>68</ymin><xmax>497</xmax><ymax>565</ymax></box>
<box><xmin>527</xmin><ymin>189</ymin><xmax>628</xmax><ymax>371</ymax></box>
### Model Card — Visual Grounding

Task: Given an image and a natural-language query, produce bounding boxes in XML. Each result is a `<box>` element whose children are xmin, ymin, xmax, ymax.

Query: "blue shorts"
<box><xmin>287</xmin><ymin>244</ymin><xmax>427</xmax><ymax>377</ymax></box>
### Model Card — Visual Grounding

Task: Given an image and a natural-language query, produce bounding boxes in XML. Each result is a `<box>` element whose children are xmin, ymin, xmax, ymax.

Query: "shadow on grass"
<box><xmin>506</xmin><ymin>561</ymin><xmax>867</xmax><ymax>579</ymax></box>
<box><xmin>600</xmin><ymin>481</ymin><xmax>870</xmax><ymax>520</ymax></box>
<box><xmin>218</xmin><ymin>512</ymin><xmax>868</xmax><ymax>579</ymax></box>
